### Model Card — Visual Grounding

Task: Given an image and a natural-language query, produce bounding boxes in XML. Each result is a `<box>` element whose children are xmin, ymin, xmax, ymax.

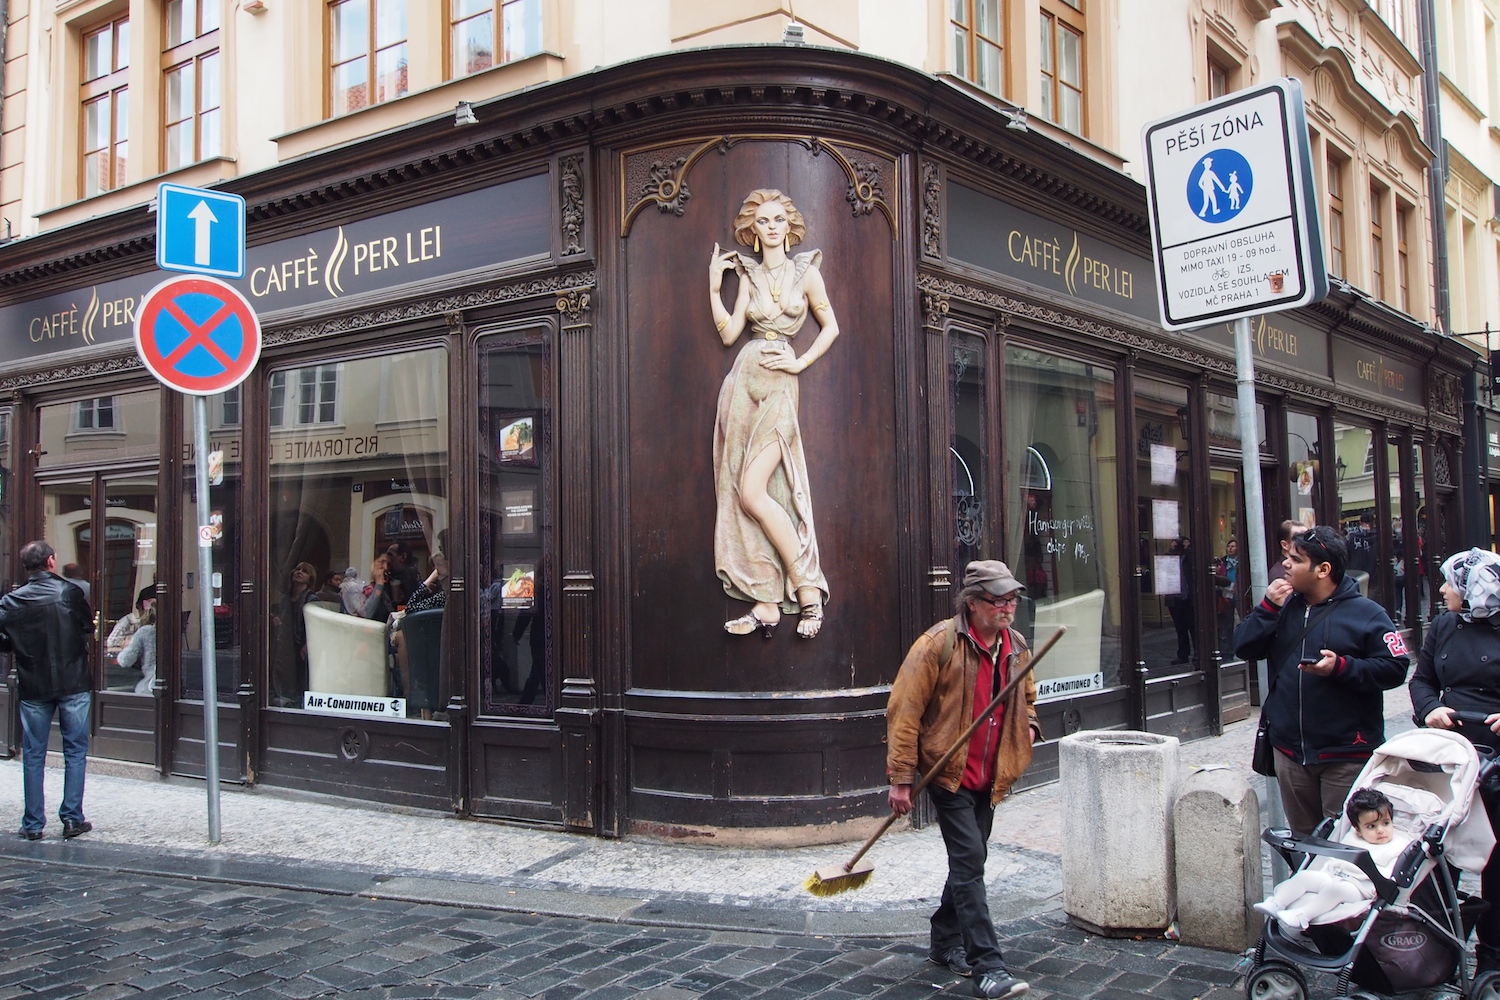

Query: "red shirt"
<box><xmin>960</xmin><ymin>627</ymin><xmax>1010</xmax><ymax>792</ymax></box>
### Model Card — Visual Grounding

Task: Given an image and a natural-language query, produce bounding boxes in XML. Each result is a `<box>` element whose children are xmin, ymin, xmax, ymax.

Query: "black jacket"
<box><xmin>1409</xmin><ymin>610</ymin><xmax>1500</xmax><ymax>754</ymax></box>
<box><xmin>1234</xmin><ymin>575</ymin><xmax>1408</xmax><ymax>764</ymax></box>
<box><xmin>0</xmin><ymin>570</ymin><xmax>93</xmax><ymax>701</ymax></box>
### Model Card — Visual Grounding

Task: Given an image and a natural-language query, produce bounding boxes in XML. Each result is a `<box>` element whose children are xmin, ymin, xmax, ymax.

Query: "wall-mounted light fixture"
<box><xmin>454</xmin><ymin>101</ymin><xmax>478</xmax><ymax>127</ymax></box>
<box><xmin>241</xmin><ymin>0</ymin><xmax>268</xmax><ymax>13</ymax></box>
<box><xmin>1003</xmin><ymin>107</ymin><xmax>1029</xmax><ymax>132</ymax></box>
<box><xmin>782</xmin><ymin>22</ymin><xmax>805</xmax><ymax>44</ymax></box>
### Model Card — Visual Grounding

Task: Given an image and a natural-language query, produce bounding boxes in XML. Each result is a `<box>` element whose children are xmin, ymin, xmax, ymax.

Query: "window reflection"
<box><xmin>1334</xmin><ymin>422</ymin><xmax>1378</xmax><ymax>603</ymax></box>
<box><xmin>478</xmin><ymin>335</ymin><xmax>549</xmax><ymax>716</ymax></box>
<box><xmin>951</xmin><ymin>333</ymin><xmax>987</xmax><ymax>573</ymax></box>
<box><xmin>1005</xmin><ymin>348</ymin><xmax>1121</xmax><ymax>697</ymax></box>
<box><xmin>181</xmin><ymin>392</ymin><xmax>241</xmax><ymax>702</ymax></box>
<box><xmin>266</xmin><ymin>348</ymin><xmax>448</xmax><ymax>720</ymax></box>
<box><xmin>1287</xmin><ymin>411</ymin><xmax>1321</xmax><ymax>529</ymax></box>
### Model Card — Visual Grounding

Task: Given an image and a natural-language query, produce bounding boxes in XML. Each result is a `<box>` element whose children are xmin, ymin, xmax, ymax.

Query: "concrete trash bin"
<box><xmin>1059</xmin><ymin>729</ymin><xmax>1180</xmax><ymax>936</ymax></box>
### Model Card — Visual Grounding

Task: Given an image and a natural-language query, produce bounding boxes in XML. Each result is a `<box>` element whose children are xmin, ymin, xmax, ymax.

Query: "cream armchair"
<box><xmin>304</xmin><ymin>603</ymin><xmax>388</xmax><ymax>697</ymax></box>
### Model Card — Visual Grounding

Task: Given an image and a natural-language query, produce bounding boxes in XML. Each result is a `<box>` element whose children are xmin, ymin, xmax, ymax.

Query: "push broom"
<box><xmin>803</xmin><ymin>626</ymin><xmax>1066</xmax><ymax>897</ymax></box>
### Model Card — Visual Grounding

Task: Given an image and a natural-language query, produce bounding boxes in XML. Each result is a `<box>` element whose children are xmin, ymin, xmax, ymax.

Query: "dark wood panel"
<box><xmin>1145</xmin><ymin>670</ymin><xmax>1211</xmax><ymax>741</ymax></box>
<box><xmin>93</xmin><ymin>693</ymin><xmax>156</xmax><ymax>765</ymax></box>
<box><xmin>468</xmin><ymin>722</ymin><xmax>564</xmax><ymax>823</ymax></box>
<box><xmin>625</xmin><ymin>138</ymin><xmax>901</xmax><ymax>694</ymax></box>
<box><xmin>170</xmin><ymin>703</ymin><xmax>245</xmax><ymax>782</ymax></box>
<box><xmin>1219</xmin><ymin>659</ymin><xmax>1252</xmax><ymax>726</ymax></box>
<box><xmin>257</xmin><ymin>713</ymin><xmax>450</xmax><ymax>810</ymax></box>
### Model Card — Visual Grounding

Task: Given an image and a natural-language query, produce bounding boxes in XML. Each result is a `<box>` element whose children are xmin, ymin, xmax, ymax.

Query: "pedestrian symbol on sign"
<box><xmin>1187</xmin><ymin>148</ymin><xmax>1253</xmax><ymax>224</ymax></box>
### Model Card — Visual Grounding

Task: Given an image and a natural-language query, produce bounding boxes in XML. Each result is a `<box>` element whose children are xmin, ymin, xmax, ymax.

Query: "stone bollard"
<box><xmin>1060</xmin><ymin>730</ymin><xmax>1180</xmax><ymax>936</ymax></box>
<box><xmin>1173</xmin><ymin>766</ymin><xmax>1261</xmax><ymax>952</ymax></box>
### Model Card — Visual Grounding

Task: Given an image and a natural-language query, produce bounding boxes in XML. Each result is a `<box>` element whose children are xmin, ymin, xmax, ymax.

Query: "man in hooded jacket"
<box><xmin>1234</xmin><ymin>525</ymin><xmax>1408</xmax><ymax>834</ymax></box>
<box><xmin>0</xmin><ymin>540</ymin><xmax>94</xmax><ymax>840</ymax></box>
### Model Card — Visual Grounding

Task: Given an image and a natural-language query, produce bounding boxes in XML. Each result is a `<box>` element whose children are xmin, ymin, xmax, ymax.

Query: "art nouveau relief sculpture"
<box><xmin>709</xmin><ymin>189</ymin><xmax>838</xmax><ymax>639</ymax></box>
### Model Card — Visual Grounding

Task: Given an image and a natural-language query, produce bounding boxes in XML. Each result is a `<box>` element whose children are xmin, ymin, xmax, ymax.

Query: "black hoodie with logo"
<box><xmin>1234</xmin><ymin>575</ymin><xmax>1409</xmax><ymax>764</ymax></box>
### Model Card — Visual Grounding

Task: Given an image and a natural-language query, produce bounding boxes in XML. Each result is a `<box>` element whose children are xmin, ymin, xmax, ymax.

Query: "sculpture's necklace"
<box><xmin>766</xmin><ymin>259</ymin><xmax>791</xmax><ymax>303</ymax></box>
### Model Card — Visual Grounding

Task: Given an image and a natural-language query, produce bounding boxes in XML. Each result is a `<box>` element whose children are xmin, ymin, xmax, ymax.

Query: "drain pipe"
<box><xmin>1419</xmin><ymin>0</ymin><xmax>1450</xmax><ymax>333</ymax></box>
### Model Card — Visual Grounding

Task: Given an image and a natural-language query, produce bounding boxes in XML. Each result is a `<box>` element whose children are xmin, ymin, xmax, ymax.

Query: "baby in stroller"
<box><xmin>1255</xmin><ymin>788</ymin><xmax>1414</xmax><ymax>931</ymax></box>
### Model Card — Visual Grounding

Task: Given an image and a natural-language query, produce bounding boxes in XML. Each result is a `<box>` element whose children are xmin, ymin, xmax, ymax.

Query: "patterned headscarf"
<box><xmin>1440</xmin><ymin>548</ymin><xmax>1500</xmax><ymax>621</ymax></box>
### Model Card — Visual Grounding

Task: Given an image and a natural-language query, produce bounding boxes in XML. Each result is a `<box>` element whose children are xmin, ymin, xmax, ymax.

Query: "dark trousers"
<box><xmin>928</xmin><ymin>784</ymin><xmax>1005</xmax><ymax>975</ymax></box>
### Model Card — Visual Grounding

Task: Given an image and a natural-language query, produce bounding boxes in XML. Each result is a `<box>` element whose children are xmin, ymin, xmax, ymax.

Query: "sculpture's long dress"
<box><xmin>713</xmin><ymin>250</ymin><xmax>830</xmax><ymax>612</ymax></box>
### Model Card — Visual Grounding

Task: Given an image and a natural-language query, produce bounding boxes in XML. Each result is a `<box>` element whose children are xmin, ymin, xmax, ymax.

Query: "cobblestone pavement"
<box><xmin>0</xmin><ymin>857</ymin><xmax>1248</xmax><ymax>1000</ymax></box>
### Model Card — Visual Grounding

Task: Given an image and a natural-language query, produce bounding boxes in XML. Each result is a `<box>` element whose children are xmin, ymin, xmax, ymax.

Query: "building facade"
<box><xmin>0</xmin><ymin>1</ymin><xmax>1477</xmax><ymax>838</ymax></box>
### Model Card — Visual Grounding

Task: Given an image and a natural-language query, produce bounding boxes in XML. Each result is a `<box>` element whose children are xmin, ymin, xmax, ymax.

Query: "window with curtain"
<box><xmin>1005</xmin><ymin>346</ymin><xmax>1120</xmax><ymax>698</ymax></box>
<box><xmin>162</xmin><ymin>0</ymin><xmax>221</xmax><ymax>170</ymax></box>
<box><xmin>1326</xmin><ymin>153</ymin><xmax>1346</xmax><ymax>278</ymax></box>
<box><xmin>329</xmin><ymin>0</ymin><xmax>409</xmax><ymax>115</ymax></box>
<box><xmin>949</xmin><ymin>0</ymin><xmax>1004</xmax><ymax>97</ymax></box>
<box><xmin>1040</xmin><ymin>0</ymin><xmax>1084</xmax><ymax>133</ymax></box>
<box><xmin>82</xmin><ymin>15</ymin><xmax>130</xmax><ymax>196</ymax></box>
<box><xmin>266</xmin><ymin>348</ymin><xmax>448</xmax><ymax>719</ymax></box>
<box><xmin>450</xmin><ymin>0</ymin><xmax>542</xmax><ymax>78</ymax></box>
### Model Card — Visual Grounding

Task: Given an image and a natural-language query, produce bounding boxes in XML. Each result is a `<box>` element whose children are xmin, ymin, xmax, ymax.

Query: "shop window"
<box><xmin>949</xmin><ymin>0</ymin><xmax>1005</xmax><ymax>97</ymax></box>
<box><xmin>1004</xmin><ymin>346</ymin><xmax>1120</xmax><ymax>699</ymax></box>
<box><xmin>183</xmin><ymin>390</ymin><xmax>242</xmax><ymax>699</ymax></box>
<box><xmin>1387</xmin><ymin>438</ymin><xmax>1409</xmax><ymax>625</ymax></box>
<box><xmin>1334</xmin><ymin>422</ymin><xmax>1380</xmax><ymax>604</ymax></box>
<box><xmin>1287</xmin><ymin>410</ymin><xmax>1321</xmax><ymax>529</ymax></box>
<box><xmin>1326</xmin><ymin>153</ymin><xmax>1346</xmax><ymax>279</ymax></box>
<box><xmin>81</xmin><ymin>15</ymin><xmax>130</xmax><ymax>197</ymax></box>
<box><xmin>266</xmin><ymin>348</ymin><xmax>448</xmax><ymax>718</ymax></box>
<box><xmin>951</xmin><ymin>332</ymin><xmax>989</xmax><ymax>573</ymax></box>
<box><xmin>1132</xmin><ymin>378</ymin><xmax>1197</xmax><ymax>678</ymax></box>
<box><xmin>450</xmin><ymin>0</ymin><xmax>542</xmax><ymax>78</ymax></box>
<box><xmin>329</xmin><ymin>0</ymin><xmax>409</xmax><ymax>116</ymax></box>
<box><xmin>162</xmin><ymin>0</ymin><xmax>221</xmax><ymax>171</ymax></box>
<box><xmin>1040</xmin><ymin>0</ymin><xmax>1084</xmax><ymax>134</ymax></box>
<box><xmin>39</xmin><ymin>390</ymin><xmax>160</xmax><ymax>471</ymax></box>
<box><xmin>268</xmin><ymin>367</ymin><xmax>340</xmax><ymax>428</ymax></box>
<box><xmin>478</xmin><ymin>333</ymin><xmax>550</xmax><ymax>717</ymax></box>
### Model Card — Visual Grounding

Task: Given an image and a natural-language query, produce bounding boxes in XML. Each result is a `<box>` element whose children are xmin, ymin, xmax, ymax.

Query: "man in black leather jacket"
<box><xmin>0</xmin><ymin>540</ymin><xmax>94</xmax><ymax>840</ymax></box>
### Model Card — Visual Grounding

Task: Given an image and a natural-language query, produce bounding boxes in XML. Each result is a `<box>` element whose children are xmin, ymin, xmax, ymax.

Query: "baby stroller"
<box><xmin>1248</xmin><ymin>728</ymin><xmax>1499</xmax><ymax>1000</ymax></box>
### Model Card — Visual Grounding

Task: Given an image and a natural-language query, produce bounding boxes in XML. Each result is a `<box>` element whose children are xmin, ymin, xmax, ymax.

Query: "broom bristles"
<box><xmin>802</xmin><ymin>859</ymin><xmax>875</xmax><ymax>897</ymax></box>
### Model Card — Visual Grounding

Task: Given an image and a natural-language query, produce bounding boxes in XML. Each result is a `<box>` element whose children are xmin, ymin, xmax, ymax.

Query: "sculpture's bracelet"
<box><xmin>716</xmin><ymin>317</ymin><xmax>729</xmax><ymax>332</ymax></box>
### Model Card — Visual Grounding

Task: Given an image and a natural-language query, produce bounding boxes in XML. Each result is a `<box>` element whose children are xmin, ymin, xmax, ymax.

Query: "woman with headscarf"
<box><xmin>1410</xmin><ymin>546</ymin><xmax>1500</xmax><ymax>977</ymax></box>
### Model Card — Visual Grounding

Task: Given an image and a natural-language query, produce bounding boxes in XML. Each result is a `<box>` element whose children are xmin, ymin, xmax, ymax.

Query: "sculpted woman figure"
<box><xmin>709</xmin><ymin>189</ymin><xmax>838</xmax><ymax>639</ymax></box>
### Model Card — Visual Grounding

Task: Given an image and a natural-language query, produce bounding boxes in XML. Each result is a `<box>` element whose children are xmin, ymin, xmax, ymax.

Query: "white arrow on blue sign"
<box><xmin>157</xmin><ymin>182</ymin><xmax>246</xmax><ymax>279</ymax></box>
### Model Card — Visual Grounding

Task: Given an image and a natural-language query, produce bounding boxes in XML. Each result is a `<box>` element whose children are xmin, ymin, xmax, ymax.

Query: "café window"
<box><xmin>266</xmin><ymin>348</ymin><xmax>448</xmax><ymax>719</ymax></box>
<box><xmin>1334</xmin><ymin>421</ymin><xmax>1381</xmax><ymax>604</ymax></box>
<box><xmin>75</xmin><ymin>396</ymin><xmax>116</xmax><ymax>431</ymax></box>
<box><xmin>1004</xmin><ymin>346</ymin><xmax>1121</xmax><ymax>699</ymax></box>
<box><xmin>951</xmin><ymin>331</ymin><xmax>990</xmax><ymax>572</ymax></box>
<box><xmin>268</xmin><ymin>367</ymin><xmax>340</xmax><ymax>428</ymax></box>
<box><xmin>39</xmin><ymin>390</ymin><xmax>159</xmax><ymax>470</ymax></box>
<box><xmin>1287</xmin><ymin>410</ymin><xmax>1322</xmax><ymax>529</ymax></box>
<box><xmin>477</xmin><ymin>332</ymin><xmax>551</xmax><ymax>717</ymax></box>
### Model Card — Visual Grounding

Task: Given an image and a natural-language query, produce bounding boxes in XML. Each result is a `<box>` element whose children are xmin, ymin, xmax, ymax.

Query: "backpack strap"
<box><xmin>938</xmin><ymin>615</ymin><xmax>961</xmax><ymax>670</ymax></box>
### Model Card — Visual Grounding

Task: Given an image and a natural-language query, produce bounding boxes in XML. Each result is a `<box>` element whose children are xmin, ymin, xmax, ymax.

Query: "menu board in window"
<box><xmin>502</xmin><ymin>487</ymin><xmax>536</xmax><ymax>537</ymax></box>
<box><xmin>501</xmin><ymin>563</ymin><xmax>536</xmax><ymax>609</ymax></box>
<box><xmin>498</xmin><ymin>416</ymin><xmax>537</xmax><ymax>466</ymax></box>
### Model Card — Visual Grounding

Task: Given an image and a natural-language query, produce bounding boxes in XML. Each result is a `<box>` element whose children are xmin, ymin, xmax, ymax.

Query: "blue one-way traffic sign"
<box><xmin>157</xmin><ymin>182</ymin><xmax>246</xmax><ymax>279</ymax></box>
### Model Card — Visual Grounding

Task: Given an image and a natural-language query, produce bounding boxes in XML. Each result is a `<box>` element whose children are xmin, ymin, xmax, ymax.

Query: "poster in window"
<box><xmin>501</xmin><ymin>488</ymin><xmax>536</xmax><ymax>537</ymax></box>
<box><xmin>501</xmin><ymin>564</ymin><xmax>536</xmax><ymax>609</ymax></box>
<box><xmin>498</xmin><ymin>416</ymin><xmax>537</xmax><ymax>466</ymax></box>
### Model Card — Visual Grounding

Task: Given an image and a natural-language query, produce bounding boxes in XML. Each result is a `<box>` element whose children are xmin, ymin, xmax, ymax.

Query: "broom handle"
<box><xmin>840</xmin><ymin>627</ymin><xmax>1066</xmax><ymax>873</ymax></box>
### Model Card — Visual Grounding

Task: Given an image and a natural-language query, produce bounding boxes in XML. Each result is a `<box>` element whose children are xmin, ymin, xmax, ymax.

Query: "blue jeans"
<box><xmin>928</xmin><ymin>784</ymin><xmax>1006</xmax><ymax>975</ymax></box>
<box><xmin>19</xmin><ymin>691</ymin><xmax>91</xmax><ymax>833</ymax></box>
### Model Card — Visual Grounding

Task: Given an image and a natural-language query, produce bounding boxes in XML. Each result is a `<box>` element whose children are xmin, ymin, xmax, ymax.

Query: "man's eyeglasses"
<box><xmin>976</xmin><ymin>593</ymin><xmax>1020</xmax><ymax>608</ymax></box>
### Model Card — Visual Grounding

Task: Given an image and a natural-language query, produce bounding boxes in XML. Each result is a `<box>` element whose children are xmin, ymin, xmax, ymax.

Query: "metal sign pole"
<box><xmin>1233</xmin><ymin>315</ymin><xmax>1287</xmax><ymax>880</ymax></box>
<box><xmin>193</xmin><ymin>394</ymin><xmax>222</xmax><ymax>844</ymax></box>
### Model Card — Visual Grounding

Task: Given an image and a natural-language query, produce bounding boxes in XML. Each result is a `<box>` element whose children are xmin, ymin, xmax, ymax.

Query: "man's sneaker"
<box><xmin>928</xmin><ymin>946</ymin><xmax>973</xmax><ymax>977</ymax></box>
<box><xmin>973</xmin><ymin>970</ymin><xmax>1029</xmax><ymax>999</ymax></box>
<box><xmin>17</xmin><ymin>828</ymin><xmax>42</xmax><ymax>841</ymax></box>
<box><xmin>61</xmin><ymin>820</ymin><xmax>91</xmax><ymax>839</ymax></box>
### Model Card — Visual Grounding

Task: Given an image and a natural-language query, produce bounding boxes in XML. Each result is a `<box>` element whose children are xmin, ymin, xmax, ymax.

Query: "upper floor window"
<box><xmin>219</xmin><ymin>385</ymin><xmax>241</xmax><ymax>428</ymax></box>
<box><xmin>1396</xmin><ymin>202</ymin><xmax>1412</xmax><ymax>312</ymax></box>
<box><xmin>1370</xmin><ymin>186</ymin><xmax>1385</xmax><ymax>301</ymax></box>
<box><xmin>269</xmin><ymin>368</ymin><xmax>340</xmax><ymax>428</ymax></box>
<box><xmin>75</xmin><ymin>397</ymin><xmax>116</xmax><ymax>432</ymax></box>
<box><xmin>163</xmin><ymin>0</ymin><xmax>222</xmax><ymax>171</ymax></box>
<box><xmin>1376</xmin><ymin>0</ymin><xmax>1408</xmax><ymax>41</ymax></box>
<box><xmin>329</xmin><ymin>0</ymin><xmax>409</xmax><ymax>115</ymax></box>
<box><xmin>1209</xmin><ymin>57</ymin><xmax>1230</xmax><ymax>100</ymax></box>
<box><xmin>450</xmin><ymin>0</ymin><xmax>542</xmax><ymax>78</ymax></box>
<box><xmin>1326</xmin><ymin>153</ymin><xmax>1346</xmax><ymax>279</ymax></box>
<box><xmin>81</xmin><ymin>16</ymin><xmax>130</xmax><ymax>197</ymax></box>
<box><xmin>1040</xmin><ymin>0</ymin><xmax>1084</xmax><ymax>133</ymax></box>
<box><xmin>949</xmin><ymin>0</ymin><xmax>1004</xmax><ymax>98</ymax></box>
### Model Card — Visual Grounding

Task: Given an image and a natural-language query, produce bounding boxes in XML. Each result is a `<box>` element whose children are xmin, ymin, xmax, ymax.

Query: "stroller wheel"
<box><xmin>1245</xmin><ymin>961</ymin><xmax>1307</xmax><ymax>1000</ymax></box>
<box><xmin>1473</xmin><ymin>970</ymin><xmax>1500</xmax><ymax>1000</ymax></box>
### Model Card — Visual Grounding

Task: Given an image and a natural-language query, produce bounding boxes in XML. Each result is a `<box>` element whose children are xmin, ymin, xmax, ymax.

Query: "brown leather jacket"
<box><xmin>886</xmin><ymin>611</ymin><xmax>1038</xmax><ymax>805</ymax></box>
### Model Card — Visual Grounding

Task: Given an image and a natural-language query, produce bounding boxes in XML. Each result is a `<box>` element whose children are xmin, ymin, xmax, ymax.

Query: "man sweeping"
<box><xmin>887</xmin><ymin>560</ymin><xmax>1041</xmax><ymax>1000</ymax></box>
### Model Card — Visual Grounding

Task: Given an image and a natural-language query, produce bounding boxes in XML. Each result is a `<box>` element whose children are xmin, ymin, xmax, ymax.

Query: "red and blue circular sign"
<box><xmin>134</xmin><ymin>275</ymin><xmax>261</xmax><ymax>395</ymax></box>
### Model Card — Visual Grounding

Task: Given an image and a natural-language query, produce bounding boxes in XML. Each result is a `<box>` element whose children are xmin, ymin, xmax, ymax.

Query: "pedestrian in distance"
<box><xmin>1408</xmin><ymin>547</ymin><xmax>1500</xmax><ymax>976</ymax></box>
<box><xmin>887</xmin><ymin>559</ymin><xmax>1041</xmax><ymax>1000</ymax></box>
<box><xmin>1234</xmin><ymin>525</ymin><xmax>1409</xmax><ymax>835</ymax></box>
<box><xmin>0</xmin><ymin>540</ymin><xmax>95</xmax><ymax>840</ymax></box>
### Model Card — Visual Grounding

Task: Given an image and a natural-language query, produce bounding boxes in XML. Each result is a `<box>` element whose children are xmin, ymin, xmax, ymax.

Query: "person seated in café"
<box><xmin>118</xmin><ymin>603</ymin><xmax>158</xmax><ymax>696</ymax></box>
<box><xmin>392</xmin><ymin>546</ymin><xmax>449</xmax><ymax>715</ymax></box>
<box><xmin>106</xmin><ymin>587</ymin><xmax>157</xmax><ymax>658</ymax></box>
<box><xmin>314</xmin><ymin>569</ymin><xmax>344</xmax><ymax>605</ymax></box>
<box><xmin>384</xmin><ymin>542</ymin><xmax>420</xmax><ymax>608</ymax></box>
<box><xmin>360</xmin><ymin>554</ymin><xmax>397</xmax><ymax>622</ymax></box>
<box><xmin>270</xmin><ymin>562</ymin><xmax>317</xmax><ymax>706</ymax></box>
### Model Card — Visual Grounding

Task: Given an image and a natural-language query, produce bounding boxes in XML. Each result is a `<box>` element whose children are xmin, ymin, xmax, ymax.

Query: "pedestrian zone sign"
<box><xmin>156</xmin><ymin>182</ymin><xmax>246</xmax><ymax>279</ymax></box>
<box><xmin>1141</xmin><ymin>78</ymin><xmax>1326</xmax><ymax>330</ymax></box>
<box><xmin>134</xmin><ymin>275</ymin><xmax>261</xmax><ymax>396</ymax></box>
